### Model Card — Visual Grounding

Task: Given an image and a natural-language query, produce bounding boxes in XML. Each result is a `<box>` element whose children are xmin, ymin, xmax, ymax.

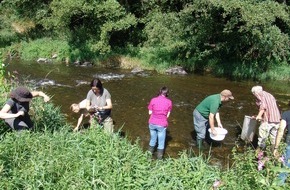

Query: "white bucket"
<box><xmin>208</xmin><ymin>127</ymin><xmax>228</xmax><ymax>141</ymax></box>
<box><xmin>241</xmin><ymin>115</ymin><xmax>257</xmax><ymax>142</ymax></box>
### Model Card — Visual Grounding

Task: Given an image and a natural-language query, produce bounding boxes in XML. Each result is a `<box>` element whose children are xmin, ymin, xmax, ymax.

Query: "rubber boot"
<box><xmin>197</xmin><ymin>139</ymin><xmax>203</xmax><ymax>150</ymax></box>
<box><xmin>157</xmin><ymin>149</ymin><xmax>164</xmax><ymax>160</ymax></box>
<box><xmin>148</xmin><ymin>146</ymin><xmax>155</xmax><ymax>155</ymax></box>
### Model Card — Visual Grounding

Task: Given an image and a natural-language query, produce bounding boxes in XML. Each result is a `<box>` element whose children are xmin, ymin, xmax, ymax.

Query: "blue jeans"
<box><xmin>278</xmin><ymin>139</ymin><xmax>290</xmax><ymax>185</ymax></box>
<box><xmin>149</xmin><ymin>124</ymin><xmax>167</xmax><ymax>150</ymax></box>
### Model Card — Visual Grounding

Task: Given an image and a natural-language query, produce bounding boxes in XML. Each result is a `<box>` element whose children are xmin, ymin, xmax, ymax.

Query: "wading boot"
<box><xmin>148</xmin><ymin>146</ymin><xmax>155</xmax><ymax>155</ymax></box>
<box><xmin>157</xmin><ymin>149</ymin><xmax>164</xmax><ymax>160</ymax></box>
<box><xmin>197</xmin><ymin>139</ymin><xmax>203</xmax><ymax>150</ymax></box>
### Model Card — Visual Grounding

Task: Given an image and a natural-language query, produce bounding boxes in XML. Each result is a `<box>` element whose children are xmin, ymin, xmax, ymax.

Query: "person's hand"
<box><xmin>43</xmin><ymin>95</ymin><xmax>50</xmax><ymax>102</ymax></box>
<box><xmin>273</xmin><ymin>149</ymin><xmax>279</xmax><ymax>158</ymax></box>
<box><xmin>211</xmin><ymin>128</ymin><xmax>218</xmax><ymax>136</ymax></box>
<box><xmin>17</xmin><ymin>111</ymin><xmax>25</xmax><ymax>117</ymax></box>
<box><xmin>73</xmin><ymin>127</ymin><xmax>79</xmax><ymax>132</ymax></box>
<box><xmin>273</xmin><ymin>149</ymin><xmax>285</xmax><ymax>164</ymax></box>
<box><xmin>88</xmin><ymin>107</ymin><xmax>97</xmax><ymax>113</ymax></box>
<box><xmin>256</xmin><ymin>115</ymin><xmax>262</xmax><ymax>121</ymax></box>
<box><xmin>217</xmin><ymin>123</ymin><xmax>223</xmax><ymax>128</ymax></box>
<box><xmin>94</xmin><ymin>105</ymin><xmax>104</xmax><ymax>111</ymax></box>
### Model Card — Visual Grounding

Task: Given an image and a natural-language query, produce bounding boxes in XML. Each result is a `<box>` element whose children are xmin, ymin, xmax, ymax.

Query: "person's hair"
<box><xmin>70</xmin><ymin>103</ymin><xmax>80</xmax><ymax>113</ymax></box>
<box><xmin>251</xmin><ymin>86</ymin><xmax>263</xmax><ymax>94</ymax></box>
<box><xmin>158</xmin><ymin>86</ymin><xmax>169</xmax><ymax>97</ymax></box>
<box><xmin>90</xmin><ymin>78</ymin><xmax>104</xmax><ymax>94</ymax></box>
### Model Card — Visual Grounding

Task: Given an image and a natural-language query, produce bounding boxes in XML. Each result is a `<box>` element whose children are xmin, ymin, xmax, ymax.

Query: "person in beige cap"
<box><xmin>0</xmin><ymin>86</ymin><xmax>50</xmax><ymax>130</ymax></box>
<box><xmin>193</xmin><ymin>89</ymin><xmax>234</xmax><ymax>149</ymax></box>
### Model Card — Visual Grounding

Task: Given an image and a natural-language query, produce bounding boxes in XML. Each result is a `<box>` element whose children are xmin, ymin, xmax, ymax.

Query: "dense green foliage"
<box><xmin>0</xmin><ymin>0</ymin><xmax>289</xmax><ymax>79</ymax></box>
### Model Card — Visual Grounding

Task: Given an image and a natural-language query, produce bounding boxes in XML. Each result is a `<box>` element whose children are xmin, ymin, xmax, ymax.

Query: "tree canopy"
<box><xmin>0</xmin><ymin>0</ymin><xmax>289</xmax><ymax>79</ymax></box>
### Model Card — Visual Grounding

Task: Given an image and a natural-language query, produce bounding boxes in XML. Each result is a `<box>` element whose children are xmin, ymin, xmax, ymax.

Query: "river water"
<box><xmin>5</xmin><ymin>60</ymin><xmax>290</xmax><ymax>167</ymax></box>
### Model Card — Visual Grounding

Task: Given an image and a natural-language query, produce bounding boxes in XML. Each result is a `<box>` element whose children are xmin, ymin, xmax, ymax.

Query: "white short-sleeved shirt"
<box><xmin>78</xmin><ymin>99</ymin><xmax>87</xmax><ymax>109</ymax></box>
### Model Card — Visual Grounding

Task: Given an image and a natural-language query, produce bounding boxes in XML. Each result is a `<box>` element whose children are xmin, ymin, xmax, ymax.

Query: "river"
<box><xmin>5</xmin><ymin>60</ymin><xmax>290</xmax><ymax>167</ymax></box>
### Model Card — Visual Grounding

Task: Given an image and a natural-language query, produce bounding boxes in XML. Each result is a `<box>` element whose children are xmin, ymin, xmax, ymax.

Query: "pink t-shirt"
<box><xmin>148</xmin><ymin>95</ymin><xmax>172</xmax><ymax>127</ymax></box>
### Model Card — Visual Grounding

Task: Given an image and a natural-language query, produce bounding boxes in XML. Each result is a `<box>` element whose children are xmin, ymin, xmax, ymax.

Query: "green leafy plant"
<box><xmin>30</xmin><ymin>98</ymin><xmax>68</xmax><ymax>133</ymax></box>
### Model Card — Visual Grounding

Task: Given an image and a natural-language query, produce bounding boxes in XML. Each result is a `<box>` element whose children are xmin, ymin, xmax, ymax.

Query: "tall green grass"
<box><xmin>0</xmin><ymin>126</ymin><xmax>221</xmax><ymax>189</ymax></box>
<box><xmin>4</xmin><ymin>38</ymin><xmax>71</xmax><ymax>62</ymax></box>
<box><xmin>260</xmin><ymin>64</ymin><xmax>290</xmax><ymax>81</ymax></box>
<box><xmin>0</xmin><ymin>125</ymin><xmax>289</xmax><ymax>189</ymax></box>
<box><xmin>30</xmin><ymin>98</ymin><xmax>68</xmax><ymax>133</ymax></box>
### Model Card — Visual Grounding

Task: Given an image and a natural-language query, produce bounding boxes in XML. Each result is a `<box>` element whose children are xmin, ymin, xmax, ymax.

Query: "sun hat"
<box><xmin>10</xmin><ymin>87</ymin><xmax>33</xmax><ymax>102</ymax></box>
<box><xmin>208</xmin><ymin>127</ymin><xmax>228</xmax><ymax>141</ymax></box>
<box><xmin>220</xmin><ymin>89</ymin><xmax>234</xmax><ymax>100</ymax></box>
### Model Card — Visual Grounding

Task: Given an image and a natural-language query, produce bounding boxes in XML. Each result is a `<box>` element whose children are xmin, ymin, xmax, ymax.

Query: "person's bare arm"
<box><xmin>273</xmin><ymin>119</ymin><xmax>286</xmax><ymax>156</ymax></box>
<box><xmin>1</xmin><ymin>104</ymin><xmax>12</xmax><ymax>114</ymax></box>
<box><xmin>101</xmin><ymin>98</ymin><xmax>112</xmax><ymax>110</ymax></box>
<box><xmin>0</xmin><ymin>104</ymin><xmax>24</xmax><ymax>119</ymax></box>
<box><xmin>209</xmin><ymin>113</ymin><xmax>217</xmax><ymax>135</ymax></box>
<box><xmin>215</xmin><ymin>112</ymin><xmax>223</xmax><ymax>128</ymax></box>
<box><xmin>73</xmin><ymin>114</ymin><xmax>84</xmax><ymax>132</ymax></box>
<box><xmin>0</xmin><ymin>110</ymin><xmax>24</xmax><ymax>119</ymax></box>
<box><xmin>31</xmin><ymin>91</ymin><xmax>50</xmax><ymax>102</ymax></box>
<box><xmin>256</xmin><ymin>109</ymin><xmax>265</xmax><ymax>121</ymax></box>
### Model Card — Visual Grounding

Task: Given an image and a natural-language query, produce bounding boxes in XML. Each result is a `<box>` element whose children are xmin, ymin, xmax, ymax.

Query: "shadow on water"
<box><xmin>5</xmin><ymin>60</ymin><xmax>290</xmax><ymax>168</ymax></box>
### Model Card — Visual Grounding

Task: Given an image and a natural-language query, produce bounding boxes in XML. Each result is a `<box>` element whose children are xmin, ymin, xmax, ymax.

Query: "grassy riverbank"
<box><xmin>0</xmin><ymin>122</ymin><xmax>289</xmax><ymax>189</ymax></box>
<box><xmin>0</xmin><ymin>127</ymin><xmax>217</xmax><ymax>189</ymax></box>
<box><xmin>2</xmin><ymin>38</ymin><xmax>290</xmax><ymax>81</ymax></box>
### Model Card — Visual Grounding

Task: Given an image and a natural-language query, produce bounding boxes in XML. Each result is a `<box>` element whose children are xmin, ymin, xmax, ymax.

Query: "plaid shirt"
<box><xmin>255</xmin><ymin>91</ymin><xmax>280</xmax><ymax>123</ymax></box>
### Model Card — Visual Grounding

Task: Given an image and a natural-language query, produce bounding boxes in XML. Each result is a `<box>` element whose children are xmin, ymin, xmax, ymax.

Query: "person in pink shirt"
<box><xmin>148</xmin><ymin>86</ymin><xmax>172</xmax><ymax>159</ymax></box>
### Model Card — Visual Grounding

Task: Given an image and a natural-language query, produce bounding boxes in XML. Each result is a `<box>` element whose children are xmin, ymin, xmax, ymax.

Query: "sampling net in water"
<box><xmin>241</xmin><ymin>115</ymin><xmax>257</xmax><ymax>142</ymax></box>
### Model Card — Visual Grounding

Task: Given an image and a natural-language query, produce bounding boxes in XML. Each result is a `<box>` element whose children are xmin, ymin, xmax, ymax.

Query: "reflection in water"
<box><xmin>5</xmin><ymin>60</ymin><xmax>290</xmax><ymax>167</ymax></box>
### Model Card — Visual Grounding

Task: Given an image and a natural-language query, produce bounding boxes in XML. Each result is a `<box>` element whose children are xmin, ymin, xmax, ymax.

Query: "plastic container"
<box><xmin>208</xmin><ymin>127</ymin><xmax>228</xmax><ymax>141</ymax></box>
<box><xmin>241</xmin><ymin>115</ymin><xmax>257</xmax><ymax>142</ymax></box>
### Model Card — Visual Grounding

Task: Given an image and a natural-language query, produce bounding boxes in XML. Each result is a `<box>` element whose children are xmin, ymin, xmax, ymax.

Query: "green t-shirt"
<box><xmin>196</xmin><ymin>94</ymin><xmax>222</xmax><ymax>119</ymax></box>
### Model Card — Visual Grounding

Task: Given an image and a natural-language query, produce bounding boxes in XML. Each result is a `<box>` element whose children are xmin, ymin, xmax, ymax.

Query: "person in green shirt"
<box><xmin>193</xmin><ymin>89</ymin><xmax>234</xmax><ymax>149</ymax></box>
